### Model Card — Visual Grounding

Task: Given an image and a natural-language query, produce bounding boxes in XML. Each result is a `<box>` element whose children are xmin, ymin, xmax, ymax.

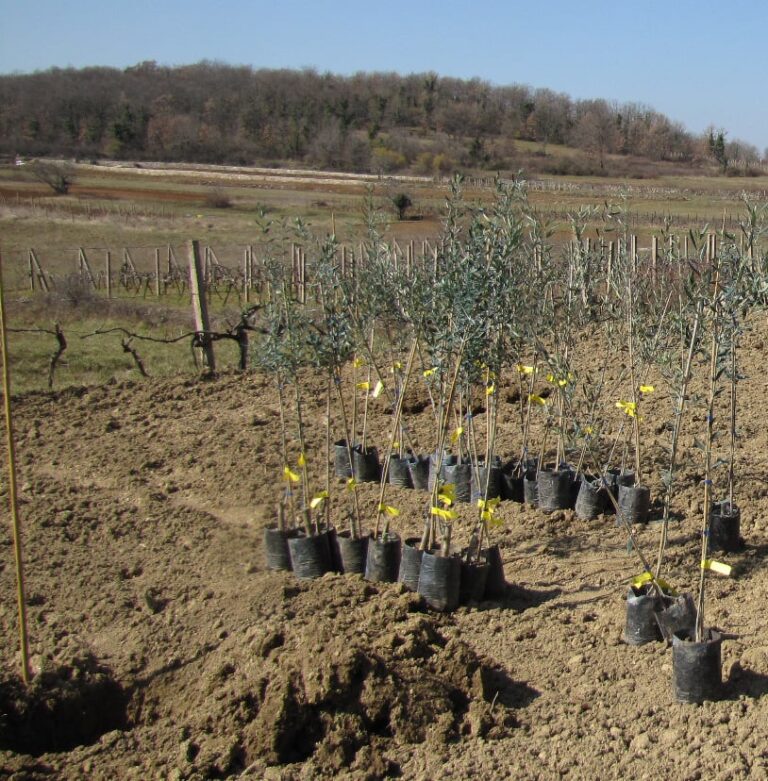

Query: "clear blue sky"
<box><xmin>1</xmin><ymin>0</ymin><xmax>766</xmax><ymax>152</ymax></box>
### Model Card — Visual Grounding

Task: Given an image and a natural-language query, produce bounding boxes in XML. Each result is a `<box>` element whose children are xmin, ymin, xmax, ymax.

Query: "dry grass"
<box><xmin>0</xmin><ymin>158</ymin><xmax>765</xmax><ymax>392</ymax></box>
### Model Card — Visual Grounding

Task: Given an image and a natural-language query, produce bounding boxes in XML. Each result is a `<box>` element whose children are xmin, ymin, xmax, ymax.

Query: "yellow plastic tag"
<box><xmin>310</xmin><ymin>491</ymin><xmax>328</xmax><ymax>509</ymax></box>
<box><xmin>283</xmin><ymin>466</ymin><xmax>300</xmax><ymax>483</ymax></box>
<box><xmin>528</xmin><ymin>394</ymin><xmax>546</xmax><ymax>406</ymax></box>
<box><xmin>631</xmin><ymin>571</ymin><xmax>654</xmax><ymax>588</ymax></box>
<box><xmin>486</xmin><ymin>383</ymin><xmax>495</xmax><ymax>396</ymax></box>
<box><xmin>639</xmin><ymin>385</ymin><xmax>655</xmax><ymax>394</ymax></box>
<box><xmin>517</xmin><ymin>364</ymin><xmax>534</xmax><ymax>375</ymax></box>
<box><xmin>357</xmin><ymin>381</ymin><xmax>370</xmax><ymax>391</ymax></box>
<box><xmin>431</xmin><ymin>506</ymin><xmax>457</xmax><ymax>521</ymax></box>
<box><xmin>353</xmin><ymin>357</ymin><xmax>365</xmax><ymax>368</ymax></box>
<box><xmin>346</xmin><ymin>477</ymin><xmax>357</xmax><ymax>491</ymax></box>
<box><xmin>702</xmin><ymin>559</ymin><xmax>732</xmax><ymax>576</ymax></box>
<box><xmin>451</xmin><ymin>426</ymin><xmax>464</xmax><ymax>444</ymax></box>
<box><xmin>437</xmin><ymin>483</ymin><xmax>456</xmax><ymax>507</ymax></box>
<box><xmin>423</xmin><ymin>368</ymin><xmax>437</xmax><ymax>378</ymax></box>
<box><xmin>377</xmin><ymin>503</ymin><xmax>400</xmax><ymax>517</ymax></box>
<box><xmin>616</xmin><ymin>400</ymin><xmax>637</xmax><ymax>418</ymax></box>
<box><xmin>297</xmin><ymin>452</ymin><xmax>306</xmax><ymax>467</ymax></box>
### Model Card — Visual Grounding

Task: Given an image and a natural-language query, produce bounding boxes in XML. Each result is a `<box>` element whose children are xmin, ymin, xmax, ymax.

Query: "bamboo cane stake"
<box><xmin>0</xmin><ymin>252</ymin><xmax>31</xmax><ymax>684</ymax></box>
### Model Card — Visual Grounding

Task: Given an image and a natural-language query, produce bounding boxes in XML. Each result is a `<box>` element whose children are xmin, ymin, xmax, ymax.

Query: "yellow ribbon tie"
<box><xmin>310</xmin><ymin>491</ymin><xmax>329</xmax><ymax>509</ymax></box>
<box><xmin>377</xmin><ymin>503</ymin><xmax>400</xmax><ymax>517</ymax></box>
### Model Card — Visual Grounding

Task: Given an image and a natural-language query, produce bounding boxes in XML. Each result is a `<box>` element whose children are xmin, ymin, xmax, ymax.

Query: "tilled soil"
<box><xmin>2</xmin><ymin>322</ymin><xmax>768</xmax><ymax>779</ymax></box>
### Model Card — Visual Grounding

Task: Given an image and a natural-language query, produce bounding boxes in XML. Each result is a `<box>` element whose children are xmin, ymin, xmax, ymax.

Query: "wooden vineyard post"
<box><xmin>630</xmin><ymin>234</ymin><xmax>638</xmax><ymax>276</ymax></box>
<box><xmin>606</xmin><ymin>241</ymin><xmax>614</xmax><ymax>299</ymax></box>
<box><xmin>28</xmin><ymin>250</ymin><xmax>50</xmax><ymax>293</ymax></box>
<box><xmin>105</xmin><ymin>251</ymin><xmax>112</xmax><ymax>299</ymax></box>
<box><xmin>78</xmin><ymin>248</ymin><xmax>97</xmax><ymax>290</ymax></box>
<box><xmin>154</xmin><ymin>249</ymin><xmax>162</xmax><ymax>297</ymax></box>
<box><xmin>406</xmin><ymin>241</ymin><xmax>412</xmax><ymax>279</ymax></box>
<box><xmin>188</xmin><ymin>240</ymin><xmax>216</xmax><ymax>372</ymax></box>
<box><xmin>243</xmin><ymin>246</ymin><xmax>252</xmax><ymax>304</ymax></box>
<box><xmin>651</xmin><ymin>235</ymin><xmax>658</xmax><ymax>285</ymax></box>
<box><xmin>0</xmin><ymin>252</ymin><xmax>31</xmax><ymax>684</ymax></box>
<box><xmin>27</xmin><ymin>253</ymin><xmax>34</xmax><ymax>292</ymax></box>
<box><xmin>299</xmin><ymin>247</ymin><xmax>307</xmax><ymax>305</ymax></box>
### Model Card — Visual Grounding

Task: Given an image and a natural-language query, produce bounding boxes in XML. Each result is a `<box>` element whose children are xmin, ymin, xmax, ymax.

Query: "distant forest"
<box><xmin>0</xmin><ymin>61</ymin><xmax>761</xmax><ymax>176</ymax></box>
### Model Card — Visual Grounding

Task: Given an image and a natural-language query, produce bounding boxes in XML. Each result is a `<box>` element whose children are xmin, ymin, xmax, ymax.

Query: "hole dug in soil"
<box><xmin>0</xmin><ymin>654</ymin><xmax>129</xmax><ymax>756</ymax></box>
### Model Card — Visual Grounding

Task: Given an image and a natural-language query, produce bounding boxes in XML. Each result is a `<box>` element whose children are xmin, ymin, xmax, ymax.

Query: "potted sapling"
<box><xmin>502</xmin><ymin>358</ymin><xmax>539</xmax><ymax>502</ymax></box>
<box><xmin>650</xmin><ymin>296</ymin><xmax>703</xmax><ymax>641</ymax></box>
<box><xmin>535</xmin><ymin>355</ymin><xmax>578</xmax><ymax>512</ymax></box>
<box><xmin>256</xmin><ymin>257</ymin><xmax>303</xmax><ymax>572</ymax></box>
<box><xmin>417</xmin><ymin>338</ymin><xmax>468</xmax><ymax>612</ymax></box>
<box><xmin>708</xmin><ymin>314</ymin><xmax>743</xmax><ymax>553</ymax></box>
<box><xmin>268</xmin><ymin>273</ymin><xmax>333</xmax><ymax>579</ymax></box>
<box><xmin>309</xmin><ymin>236</ymin><xmax>369</xmax><ymax>573</ymax></box>
<box><xmin>673</xmin><ymin>271</ymin><xmax>730</xmax><ymax>703</ymax></box>
<box><xmin>364</xmin><ymin>338</ymin><xmax>419</xmax><ymax>583</ymax></box>
<box><xmin>707</xmin><ymin>239</ymin><xmax>755</xmax><ymax>552</ymax></box>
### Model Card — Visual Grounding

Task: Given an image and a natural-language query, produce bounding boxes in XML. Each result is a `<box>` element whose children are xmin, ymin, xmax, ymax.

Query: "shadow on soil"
<box><xmin>482</xmin><ymin>665</ymin><xmax>540</xmax><ymax>711</ymax></box>
<box><xmin>480</xmin><ymin>583</ymin><xmax>562</xmax><ymax>613</ymax></box>
<box><xmin>724</xmin><ymin>667</ymin><xmax>768</xmax><ymax>700</ymax></box>
<box><xmin>723</xmin><ymin>541</ymin><xmax>765</xmax><ymax>579</ymax></box>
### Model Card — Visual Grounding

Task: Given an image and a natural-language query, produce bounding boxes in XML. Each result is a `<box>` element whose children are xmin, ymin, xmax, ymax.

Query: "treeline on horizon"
<box><xmin>0</xmin><ymin>60</ymin><xmax>762</xmax><ymax>177</ymax></box>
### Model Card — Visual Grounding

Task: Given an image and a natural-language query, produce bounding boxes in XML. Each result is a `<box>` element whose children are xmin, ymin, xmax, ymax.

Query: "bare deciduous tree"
<box><xmin>29</xmin><ymin>160</ymin><xmax>76</xmax><ymax>195</ymax></box>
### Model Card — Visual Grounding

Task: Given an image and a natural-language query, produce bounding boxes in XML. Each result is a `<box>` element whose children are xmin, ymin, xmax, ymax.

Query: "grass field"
<box><xmin>1</xmin><ymin>159</ymin><xmax>767</xmax><ymax>393</ymax></box>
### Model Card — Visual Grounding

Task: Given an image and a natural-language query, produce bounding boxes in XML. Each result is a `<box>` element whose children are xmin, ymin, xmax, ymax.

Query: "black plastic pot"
<box><xmin>325</xmin><ymin>526</ymin><xmax>342</xmax><ymax>573</ymax></box>
<box><xmin>655</xmin><ymin>593</ymin><xmax>697</xmax><ymax>642</ymax></box>
<box><xmin>407</xmin><ymin>454</ymin><xmax>430</xmax><ymax>491</ymax></box>
<box><xmin>617</xmin><ymin>483</ymin><xmax>650</xmax><ymax>525</ymax></box>
<box><xmin>353</xmin><ymin>445</ymin><xmax>381</xmax><ymax>482</ymax></box>
<box><xmin>502</xmin><ymin>466</ymin><xmax>524</xmax><ymax>503</ymax></box>
<box><xmin>397</xmin><ymin>537</ymin><xmax>424</xmax><ymax>591</ymax></box>
<box><xmin>672</xmin><ymin>629</ymin><xmax>722</xmax><ymax>703</ymax></box>
<box><xmin>537</xmin><ymin>468</ymin><xmax>572</xmax><ymax>512</ymax></box>
<box><xmin>364</xmin><ymin>533</ymin><xmax>401</xmax><ymax>583</ymax></box>
<box><xmin>387</xmin><ymin>454</ymin><xmax>413</xmax><ymax>489</ymax></box>
<box><xmin>459</xmin><ymin>559</ymin><xmax>490</xmax><ymax>604</ymax></box>
<box><xmin>263</xmin><ymin>525</ymin><xmax>298</xmax><ymax>571</ymax></box>
<box><xmin>471</xmin><ymin>459</ymin><xmax>503</xmax><ymax>504</ymax></box>
<box><xmin>523</xmin><ymin>468</ymin><xmax>538</xmax><ymax>507</ymax></box>
<box><xmin>574</xmin><ymin>477</ymin><xmax>603</xmax><ymax>520</ymax></box>
<box><xmin>428</xmin><ymin>451</ymin><xmax>456</xmax><ymax>493</ymax></box>
<box><xmin>603</xmin><ymin>469</ymin><xmax>634</xmax><ymax>513</ymax></box>
<box><xmin>444</xmin><ymin>461</ymin><xmax>472</xmax><ymax>503</ymax></box>
<box><xmin>334</xmin><ymin>439</ymin><xmax>353</xmax><ymax>479</ymax></box>
<box><xmin>335</xmin><ymin>530</ymin><xmax>369</xmax><ymax>575</ymax></box>
<box><xmin>709</xmin><ymin>501</ymin><xmax>743</xmax><ymax>552</ymax></box>
<box><xmin>417</xmin><ymin>550</ymin><xmax>461</xmax><ymax>612</ymax></box>
<box><xmin>483</xmin><ymin>544</ymin><xmax>507</xmax><ymax>598</ymax></box>
<box><xmin>288</xmin><ymin>531</ymin><xmax>332</xmax><ymax>580</ymax></box>
<box><xmin>622</xmin><ymin>585</ymin><xmax>663</xmax><ymax>645</ymax></box>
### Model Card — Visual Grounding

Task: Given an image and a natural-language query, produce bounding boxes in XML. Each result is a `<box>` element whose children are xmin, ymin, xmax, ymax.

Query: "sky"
<box><xmin>1</xmin><ymin>0</ymin><xmax>767</xmax><ymax>153</ymax></box>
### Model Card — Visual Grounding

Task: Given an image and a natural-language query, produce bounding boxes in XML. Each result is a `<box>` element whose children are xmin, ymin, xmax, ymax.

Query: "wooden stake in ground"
<box><xmin>188</xmin><ymin>239</ymin><xmax>216</xmax><ymax>371</ymax></box>
<box><xmin>0</xmin><ymin>252</ymin><xmax>32</xmax><ymax>684</ymax></box>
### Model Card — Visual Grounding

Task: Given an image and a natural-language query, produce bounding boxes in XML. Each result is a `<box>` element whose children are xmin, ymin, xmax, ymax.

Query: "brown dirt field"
<box><xmin>1</xmin><ymin>318</ymin><xmax>768</xmax><ymax>779</ymax></box>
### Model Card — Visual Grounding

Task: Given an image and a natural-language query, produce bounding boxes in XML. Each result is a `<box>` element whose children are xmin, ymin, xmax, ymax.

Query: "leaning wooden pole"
<box><xmin>188</xmin><ymin>239</ymin><xmax>216</xmax><ymax>372</ymax></box>
<box><xmin>0</xmin><ymin>252</ymin><xmax>31</xmax><ymax>684</ymax></box>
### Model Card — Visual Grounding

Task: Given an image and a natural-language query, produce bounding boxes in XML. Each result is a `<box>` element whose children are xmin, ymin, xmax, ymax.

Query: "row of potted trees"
<box><xmin>253</xmin><ymin>181</ymin><xmax>768</xmax><ymax>702</ymax></box>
